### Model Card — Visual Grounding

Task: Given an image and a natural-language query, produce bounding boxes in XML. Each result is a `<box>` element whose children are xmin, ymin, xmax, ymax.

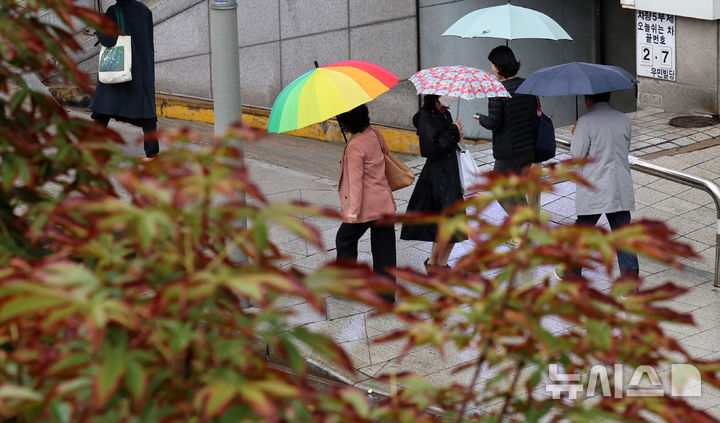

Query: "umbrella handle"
<box><xmin>575</xmin><ymin>95</ymin><xmax>579</xmax><ymax>121</ymax></box>
<box><xmin>338</xmin><ymin>120</ymin><xmax>349</xmax><ymax>143</ymax></box>
<box><xmin>315</xmin><ymin>59</ymin><xmax>348</xmax><ymax>142</ymax></box>
<box><xmin>315</xmin><ymin>60</ymin><xmax>348</xmax><ymax>143</ymax></box>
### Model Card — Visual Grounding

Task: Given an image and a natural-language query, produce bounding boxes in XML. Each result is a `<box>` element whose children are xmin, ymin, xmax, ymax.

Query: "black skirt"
<box><xmin>400</xmin><ymin>153</ymin><xmax>466</xmax><ymax>243</ymax></box>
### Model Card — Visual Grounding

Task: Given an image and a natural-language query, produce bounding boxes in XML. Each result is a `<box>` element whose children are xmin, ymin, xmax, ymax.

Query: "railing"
<box><xmin>555</xmin><ymin>136</ymin><xmax>720</xmax><ymax>287</ymax></box>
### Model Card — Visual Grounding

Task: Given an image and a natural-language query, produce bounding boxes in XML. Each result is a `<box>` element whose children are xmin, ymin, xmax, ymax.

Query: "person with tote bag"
<box><xmin>335</xmin><ymin>104</ymin><xmax>398</xmax><ymax>303</ymax></box>
<box><xmin>400</xmin><ymin>94</ymin><xmax>466</xmax><ymax>271</ymax></box>
<box><xmin>90</xmin><ymin>0</ymin><xmax>159</xmax><ymax>160</ymax></box>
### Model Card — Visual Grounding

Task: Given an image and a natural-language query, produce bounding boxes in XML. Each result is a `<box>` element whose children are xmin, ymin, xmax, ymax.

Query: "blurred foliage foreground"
<box><xmin>2</xmin><ymin>1</ymin><xmax>720</xmax><ymax>422</ymax></box>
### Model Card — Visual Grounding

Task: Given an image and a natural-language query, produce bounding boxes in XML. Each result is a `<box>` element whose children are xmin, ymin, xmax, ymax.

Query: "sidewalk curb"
<box><xmin>48</xmin><ymin>85</ymin><xmax>423</xmax><ymax>155</ymax></box>
<box><xmin>266</xmin><ymin>340</ymin><xmax>445</xmax><ymax>418</ymax></box>
<box><xmin>155</xmin><ymin>95</ymin><xmax>423</xmax><ymax>155</ymax></box>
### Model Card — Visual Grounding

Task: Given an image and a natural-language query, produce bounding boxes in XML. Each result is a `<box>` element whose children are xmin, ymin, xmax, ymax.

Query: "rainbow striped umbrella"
<box><xmin>268</xmin><ymin>60</ymin><xmax>398</xmax><ymax>133</ymax></box>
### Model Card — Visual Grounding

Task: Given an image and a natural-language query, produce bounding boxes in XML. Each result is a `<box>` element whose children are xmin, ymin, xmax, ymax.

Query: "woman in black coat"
<box><xmin>475</xmin><ymin>46</ymin><xmax>538</xmax><ymax>213</ymax></box>
<box><xmin>400</xmin><ymin>95</ymin><xmax>464</xmax><ymax>270</ymax></box>
<box><xmin>90</xmin><ymin>0</ymin><xmax>158</xmax><ymax>159</ymax></box>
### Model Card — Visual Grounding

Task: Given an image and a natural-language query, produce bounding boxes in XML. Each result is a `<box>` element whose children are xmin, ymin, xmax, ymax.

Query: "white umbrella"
<box><xmin>442</xmin><ymin>4</ymin><xmax>572</xmax><ymax>42</ymax></box>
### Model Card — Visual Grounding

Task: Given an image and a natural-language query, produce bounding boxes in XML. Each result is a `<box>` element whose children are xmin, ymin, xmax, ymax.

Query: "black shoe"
<box><xmin>380</xmin><ymin>293</ymin><xmax>396</xmax><ymax>304</ymax></box>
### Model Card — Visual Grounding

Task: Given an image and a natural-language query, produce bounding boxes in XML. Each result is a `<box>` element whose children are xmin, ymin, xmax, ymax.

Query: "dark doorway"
<box><xmin>600</xmin><ymin>0</ymin><xmax>637</xmax><ymax>112</ymax></box>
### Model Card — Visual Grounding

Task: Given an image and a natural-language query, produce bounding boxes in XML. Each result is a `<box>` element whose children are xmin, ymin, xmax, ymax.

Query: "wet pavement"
<box><xmin>70</xmin><ymin>106</ymin><xmax>720</xmax><ymax>416</ymax></box>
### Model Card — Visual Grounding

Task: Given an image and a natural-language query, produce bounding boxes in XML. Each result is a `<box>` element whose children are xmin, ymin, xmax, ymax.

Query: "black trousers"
<box><xmin>494</xmin><ymin>151</ymin><xmax>535</xmax><ymax>212</ymax></box>
<box><xmin>573</xmin><ymin>211</ymin><xmax>640</xmax><ymax>276</ymax></box>
<box><xmin>92</xmin><ymin>114</ymin><xmax>160</xmax><ymax>158</ymax></box>
<box><xmin>336</xmin><ymin>221</ymin><xmax>396</xmax><ymax>282</ymax></box>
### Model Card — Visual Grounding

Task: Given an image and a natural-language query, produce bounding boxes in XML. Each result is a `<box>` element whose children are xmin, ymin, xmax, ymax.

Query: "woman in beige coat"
<box><xmin>335</xmin><ymin>104</ymin><xmax>397</xmax><ymax>302</ymax></box>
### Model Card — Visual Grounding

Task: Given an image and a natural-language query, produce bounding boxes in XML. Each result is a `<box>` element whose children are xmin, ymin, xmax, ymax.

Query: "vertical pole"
<box><xmin>717</xmin><ymin>23</ymin><xmax>720</xmax><ymax>287</ymax></box>
<box><xmin>575</xmin><ymin>95</ymin><xmax>579</xmax><ymax>120</ymax></box>
<box><xmin>209</xmin><ymin>0</ymin><xmax>248</xmax><ymax>304</ymax></box>
<box><xmin>415</xmin><ymin>0</ymin><xmax>422</xmax><ymax>112</ymax></box>
<box><xmin>210</xmin><ymin>0</ymin><xmax>242</xmax><ymax>138</ymax></box>
<box><xmin>717</xmin><ymin>20</ymin><xmax>720</xmax><ymax>119</ymax></box>
<box><xmin>715</xmin><ymin>220</ymin><xmax>720</xmax><ymax>287</ymax></box>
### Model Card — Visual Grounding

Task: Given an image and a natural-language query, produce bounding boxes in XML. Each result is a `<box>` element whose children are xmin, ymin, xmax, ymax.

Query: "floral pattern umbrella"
<box><xmin>409</xmin><ymin>65</ymin><xmax>510</xmax><ymax>100</ymax></box>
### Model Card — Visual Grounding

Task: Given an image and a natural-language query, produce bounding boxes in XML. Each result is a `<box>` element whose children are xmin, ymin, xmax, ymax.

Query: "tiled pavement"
<box><xmin>247</xmin><ymin>107</ymin><xmax>720</xmax><ymax>417</ymax></box>
<box><xmin>78</xmin><ymin>106</ymin><xmax>720</xmax><ymax>416</ymax></box>
<box><xmin>249</xmin><ymin>152</ymin><xmax>720</xmax><ymax>416</ymax></box>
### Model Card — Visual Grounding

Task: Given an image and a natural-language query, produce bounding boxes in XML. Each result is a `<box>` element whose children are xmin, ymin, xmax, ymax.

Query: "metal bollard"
<box><xmin>209</xmin><ymin>0</ymin><xmax>249</xmax><ymax>307</ymax></box>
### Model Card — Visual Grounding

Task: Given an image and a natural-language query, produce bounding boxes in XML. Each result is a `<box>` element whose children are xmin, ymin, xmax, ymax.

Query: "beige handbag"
<box><xmin>380</xmin><ymin>143</ymin><xmax>415</xmax><ymax>191</ymax></box>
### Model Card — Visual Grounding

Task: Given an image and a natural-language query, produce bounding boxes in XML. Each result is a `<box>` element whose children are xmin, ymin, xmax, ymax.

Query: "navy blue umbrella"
<box><xmin>515</xmin><ymin>62</ymin><xmax>637</xmax><ymax>96</ymax></box>
<box><xmin>515</xmin><ymin>62</ymin><xmax>637</xmax><ymax>118</ymax></box>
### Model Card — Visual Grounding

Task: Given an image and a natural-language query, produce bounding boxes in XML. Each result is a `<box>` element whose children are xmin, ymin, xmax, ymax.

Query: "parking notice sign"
<box><xmin>636</xmin><ymin>11</ymin><xmax>676</xmax><ymax>81</ymax></box>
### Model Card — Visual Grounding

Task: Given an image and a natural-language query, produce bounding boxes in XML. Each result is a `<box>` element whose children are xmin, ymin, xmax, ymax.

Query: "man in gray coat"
<box><xmin>567</xmin><ymin>92</ymin><xmax>639</xmax><ymax>278</ymax></box>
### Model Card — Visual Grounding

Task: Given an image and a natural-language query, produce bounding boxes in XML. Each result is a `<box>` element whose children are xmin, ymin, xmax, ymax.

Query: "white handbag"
<box><xmin>457</xmin><ymin>149</ymin><xmax>480</xmax><ymax>196</ymax></box>
<box><xmin>98</xmin><ymin>7</ymin><xmax>132</xmax><ymax>84</ymax></box>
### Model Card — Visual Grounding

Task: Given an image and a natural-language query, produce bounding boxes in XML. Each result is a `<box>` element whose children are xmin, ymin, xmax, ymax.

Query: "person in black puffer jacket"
<box><xmin>476</xmin><ymin>46</ymin><xmax>539</xmax><ymax>214</ymax></box>
<box><xmin>400</xmin><ymin>95</ymin><xmax>465</xmax><ymax>271</ymax></box>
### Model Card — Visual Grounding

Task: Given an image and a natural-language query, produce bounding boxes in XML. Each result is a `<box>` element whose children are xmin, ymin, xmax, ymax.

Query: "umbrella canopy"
<box><xmin>442</xmin><ymin>4</ymin><xmax>572</xmax><ymax>41</ymax></box>
<box><xmin>515</xmin><ymin>62</ymin><xmax>637</xmax><ymax>96</ymax></box>
<box><xmin>268</xmin><ymin>60</ymin><xmax>398</xmax><ymax>133</ymax></box>
<box><xmin>409</xmin><ymin>65</ymin><xmax>510</xmax><ymax>100</ymax></box>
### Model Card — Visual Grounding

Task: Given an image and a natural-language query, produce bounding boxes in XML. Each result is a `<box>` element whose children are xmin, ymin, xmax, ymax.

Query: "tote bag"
<box><xmin>98</xmin><ymin>7</ymin><xmax>132</xmax><ymax>84</ymax></box>
<box><xmin>384</xmin><ymin>151</ymin><xmax>415</xmax><ymax>191</ymax></box>
<box><xmin>457</xmin><ymin>149</ymin><xmax>480</xmax><ymax>196</ymax></box>
<box><xmin>375</xmin><ymin>135</ymin><xmax>414</xmax><ymax>191</ymax></box>
<box><xmin>534</xmin><ymin>98</ymin><xmax>556</xmax><ymax>163</ymax></box>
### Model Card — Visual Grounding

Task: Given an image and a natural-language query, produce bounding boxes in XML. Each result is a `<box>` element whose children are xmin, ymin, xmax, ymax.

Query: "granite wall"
<box><xmin>77</xmin><ymin>0</ymin><xmax>418</xmax><ymax>129</ymax></box>
<box><xmin>74</xmin><ymin>0</ymin><xmax>641</xmax><ymax>134</ymax></box>
<box><xmin>418</xmin><ymin>0</ymin><xmax>636</xmax><ymax>137</ymax></box>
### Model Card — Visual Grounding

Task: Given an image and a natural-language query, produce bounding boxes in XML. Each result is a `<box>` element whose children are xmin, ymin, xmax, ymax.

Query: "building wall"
<box><xmin>601</xmin><ymin>0</ymin><xmax>638</xmax><ymax>114</ymax></box>
<box><xmin>77</xmin><ymin>0</ymin><xmax>210</xmax><ymax>97</ymax></box>
<box><xmin>78</xmin><ymin>0</ymin><xmax>419</xmax><ymax>129</ymax></box>
<box><xmin>39</xmin><ymin>0</ymin><xmax>96</xmax><ymax>35</ymax></box>
<box><xmin>74</xmin><ymin>1</ymin><xmax>648</xmax><ymax>135</ymax></box>
<box><xmin>418</xmin><ymin>0</ymin><xmax>636</xmax><ymax>138</ymax></box>
<box><xmin>637</xmin><ymin>17</ymin><xmax>719</xmax><ymax>115</ymax></box>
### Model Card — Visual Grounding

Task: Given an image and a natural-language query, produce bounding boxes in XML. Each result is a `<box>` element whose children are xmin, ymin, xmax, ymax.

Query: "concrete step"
<box><xmin>50</xmin><ymin>84</ymin><xmax>437</xmax><ymax>155</ymax></box>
